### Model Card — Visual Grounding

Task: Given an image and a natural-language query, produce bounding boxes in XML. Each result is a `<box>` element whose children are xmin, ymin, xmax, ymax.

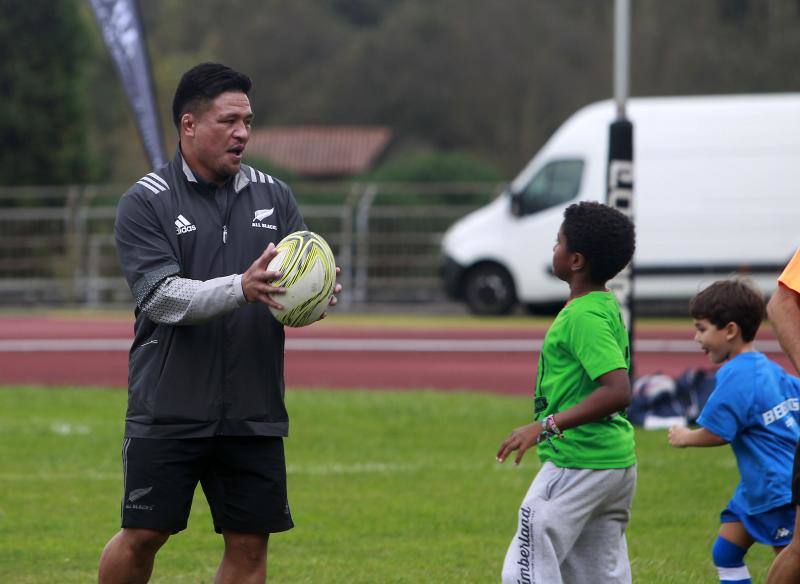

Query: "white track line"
<box><xmin>0</xmin><ymin>338</ymin><xmax>784</xmax><ymax>353</ymax></box>
<box><xmin>0</xmin><ymin>460</ymin><xmax>522</xmax><ymax>481</ymax></box>
<box><xmin>0</xmin><ymin>339</ymin><xmax>132</xmax><ymax>351</ymax></box>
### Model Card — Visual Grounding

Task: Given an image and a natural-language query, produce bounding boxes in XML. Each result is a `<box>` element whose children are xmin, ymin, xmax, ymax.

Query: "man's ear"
<box><xmin>181</xmin><ymin>113</ymin><xmax>196</xmax><ymax>138</ymax></box>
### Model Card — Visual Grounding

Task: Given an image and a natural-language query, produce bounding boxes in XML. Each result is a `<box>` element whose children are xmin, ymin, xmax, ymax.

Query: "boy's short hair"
<box><xmin>689</xmin><ymin>279</ymin><xmax>765</xmax><ymax>342</ymax></box>
<box><xmin>562</xmin><ymin>201</ymin><xmax>635</xmax><ymax>284</ymax></box>
<box><xmin>172</xmin><ymin>63</ymin><xmax>252</xmax><ymax>129</ymax></box>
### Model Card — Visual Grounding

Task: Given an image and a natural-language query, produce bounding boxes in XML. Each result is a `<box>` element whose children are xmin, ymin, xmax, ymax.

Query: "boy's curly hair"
<box><xmin>689</xmin><ymin>279</ymin><xmax>765</xmax><ymax>342</ymax></box>
<box><xmin>562</xmin><ymin>201</ymin><xmax>635</xmax><ymax>284</ymax></box>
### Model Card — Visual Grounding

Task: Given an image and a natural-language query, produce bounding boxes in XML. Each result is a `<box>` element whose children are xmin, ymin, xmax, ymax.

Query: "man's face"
<box><xmin>183</xmin><ymin>91</ymin><xmax>253</xmax><ymax>184</ymax></box>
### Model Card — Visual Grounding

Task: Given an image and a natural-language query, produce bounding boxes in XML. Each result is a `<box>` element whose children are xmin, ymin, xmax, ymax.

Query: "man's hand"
<box><xmin>319</xmin><ymin>267</ymin><xmax>344</xmax><ymax>320</ymax></box>
<box><xmin>496</xmin><ymin>422</ymin><xmax>542</xmax><ymax>465</ymax></box>
<box><xmin>241</xmin><ymin>243</ymin><xmax>286</xmax><ymax>309</ymax></box>
<box><xmin>667</xmin><ymin>425</ymin><xmax>691</xmax><ymax>448</ymax></box>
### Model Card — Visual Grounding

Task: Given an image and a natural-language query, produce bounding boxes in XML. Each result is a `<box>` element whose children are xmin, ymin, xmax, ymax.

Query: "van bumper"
<box><xmin>441</xmin><ymin>256</ymin><xmax>466</xmax><ymax>300</ymax></box>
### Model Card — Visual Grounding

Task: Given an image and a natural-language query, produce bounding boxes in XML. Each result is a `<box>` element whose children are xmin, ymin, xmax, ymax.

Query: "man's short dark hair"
<box><xmin>562</xmin><ymin>201</ymin><xmax>635</xmax><ymax>284</ymax></box>
<box><xmin>172</xmin><ymin>63</ymin><xmax>252</xmax><ymax>128</ymax></box>
<box><xmin>690</xmin><ymin>279</ymin><xmax>765</xmax><ymax>342</ymax></box>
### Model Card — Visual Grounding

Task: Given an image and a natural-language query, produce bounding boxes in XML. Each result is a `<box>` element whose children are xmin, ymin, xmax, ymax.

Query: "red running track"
<box><xmin>0</xmin><ymin>315</ymin><xmax>794</xmax><ymax>395</ymax></box>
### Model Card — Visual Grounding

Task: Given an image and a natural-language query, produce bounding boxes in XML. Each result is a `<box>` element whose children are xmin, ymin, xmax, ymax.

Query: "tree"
<box><xmin>101</xmin><ymin>0</ymin><xmax>800</xmax><ymax>181</ymax></box>
<box><xmin>0</xmin><ymin>0</ymin><xmax>98</xmax><ymax>185</ymax></box>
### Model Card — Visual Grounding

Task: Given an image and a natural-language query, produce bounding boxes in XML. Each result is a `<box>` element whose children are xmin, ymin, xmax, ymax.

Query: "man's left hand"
<box><xmin>319</xmin><ymin>267</ymin><xmax>343</xmax><ymax>319</ymax></box>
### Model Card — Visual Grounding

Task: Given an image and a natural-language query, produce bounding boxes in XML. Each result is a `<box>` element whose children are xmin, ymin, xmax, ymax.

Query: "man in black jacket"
<box><xmin>99</xmin><ymin>63</ymin><xmax>340</xmax><ymax>583</ymax></box>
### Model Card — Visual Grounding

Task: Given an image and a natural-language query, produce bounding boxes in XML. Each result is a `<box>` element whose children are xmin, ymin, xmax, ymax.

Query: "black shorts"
<box><xmin>120</xmin><ymin>436</ymin><xmax>294</xmax><ymax>534</ymax></box>
<box><xmin>794</xmin><ymin>439</ymin><xmax>800</xmax><ymax>506</ymax></box>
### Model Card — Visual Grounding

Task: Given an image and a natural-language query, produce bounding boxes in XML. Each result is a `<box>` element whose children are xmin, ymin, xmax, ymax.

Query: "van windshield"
<box><xmin>517</xmin><ymin>159</ymin><xmax>584</xmax><ymax>215</ymax></box>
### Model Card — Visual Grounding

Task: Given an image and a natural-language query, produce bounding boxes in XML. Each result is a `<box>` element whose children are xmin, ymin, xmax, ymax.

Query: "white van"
<box><xmin>441</xmin><ymin>93</ymin><xmax>800</xmax><ymax>315</ymax></box>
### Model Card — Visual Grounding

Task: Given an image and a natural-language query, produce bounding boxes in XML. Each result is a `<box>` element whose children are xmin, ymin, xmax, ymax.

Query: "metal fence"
<box><xmin>0</xmin><ymin>181</ymin><xmax>504</xmax><ymax>309</ymax></box>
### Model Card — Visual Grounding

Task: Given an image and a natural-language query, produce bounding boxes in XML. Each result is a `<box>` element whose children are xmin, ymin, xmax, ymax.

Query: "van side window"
<box><xmin>519</xmin><ymin>159</ymin><xmax>584</xmax><ymax>215</ymax></box>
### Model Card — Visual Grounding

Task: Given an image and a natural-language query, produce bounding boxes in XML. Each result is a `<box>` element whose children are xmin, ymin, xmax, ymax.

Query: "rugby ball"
<box><xmin>267</xmin><ymin>231</ymin><xmax>337</xmax><ymax>327</ymax></box>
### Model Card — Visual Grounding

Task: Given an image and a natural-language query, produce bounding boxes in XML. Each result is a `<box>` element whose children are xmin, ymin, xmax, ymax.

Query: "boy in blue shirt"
<box><xmin>669</xmin><ymin>279</ymin><xmax>800</xmax><ymax>583</ymax></box>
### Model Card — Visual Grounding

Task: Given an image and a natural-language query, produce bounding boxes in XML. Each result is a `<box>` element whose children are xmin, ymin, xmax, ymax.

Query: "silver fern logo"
<box><xmin>252</xmin><ymin>208</ymin><xmax>277</xmax><ymax>230</ymax></box>
<box><xmin>253</xmin><ymin>208</ymin><xmax>274</xmax><ymax>222</ymax></box>
<box><xmin>128</xmin><ymin>486</ymin><xmax>153</xmax><ymax>502</ymax></box>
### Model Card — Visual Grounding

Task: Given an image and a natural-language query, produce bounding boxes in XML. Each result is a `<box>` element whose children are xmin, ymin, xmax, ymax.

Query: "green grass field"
<box><xmin>0</xmin><ymin>387</ymin><xmax>778</xmax><ymax>583</ymax></box>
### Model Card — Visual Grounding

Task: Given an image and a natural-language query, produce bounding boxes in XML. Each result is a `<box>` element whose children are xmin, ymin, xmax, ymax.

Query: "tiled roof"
<box><xmin>247</xmin><ymin>126</ymin><xmax>392</xmax><ymax>178</ymax></box>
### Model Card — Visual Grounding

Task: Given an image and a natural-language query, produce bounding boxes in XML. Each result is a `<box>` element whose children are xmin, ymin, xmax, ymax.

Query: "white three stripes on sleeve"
<box><xmin>137</xmin><ymin>179</ymin><xmax>160</xmax><ymax>194</ymax></box>
<box><xmin>147</xmin><ymin>173</ymin><xmax>169</xmax><ymax>189</ymax></box>
<box><xmin>247</xmin><ymin>166</ymin><xmax>274</xmax><ymax>184</ymax></box>
<box><xmin>136</xmin><ymin>172</ymin><xmax>169</xmax><ymax>194</ymax></box>
<box><xmin>138</xmin><ymin>176</ymin><xmax>161</xmax><ymax>191</ymax></box>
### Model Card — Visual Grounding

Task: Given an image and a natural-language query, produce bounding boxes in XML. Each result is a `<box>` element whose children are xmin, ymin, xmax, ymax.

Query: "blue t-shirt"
<box><xmin>698</xmin><ymin>352</ymin><xmax>800</xmax><ymax>514</ymax></box>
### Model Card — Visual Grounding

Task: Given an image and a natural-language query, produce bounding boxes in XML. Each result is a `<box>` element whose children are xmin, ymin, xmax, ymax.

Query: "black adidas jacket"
<box><xmin>115</xmin><ymin>149</ymin><xmax>305</xmax><ymax>438</ymax></box>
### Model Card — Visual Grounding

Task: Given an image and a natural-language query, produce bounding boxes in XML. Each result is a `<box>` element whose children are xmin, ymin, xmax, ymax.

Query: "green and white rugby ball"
<box><xmin>267</xmin><ymin>231</ymin><xmax>336</xmax><ymax>327</ymax></box>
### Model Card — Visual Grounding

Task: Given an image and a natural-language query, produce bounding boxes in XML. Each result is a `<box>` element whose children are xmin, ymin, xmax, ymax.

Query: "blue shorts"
<box><xmin>721</xmin><ymin>499</ymin><xmax>795</xmax><ymax>546</ymax></box>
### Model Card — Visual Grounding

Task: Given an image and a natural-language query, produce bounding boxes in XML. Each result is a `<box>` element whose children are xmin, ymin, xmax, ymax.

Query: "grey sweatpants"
<box><xmin>501</xmin><ymin>462</ymin><xmax>637</xmax><ymax>584</ymax></box>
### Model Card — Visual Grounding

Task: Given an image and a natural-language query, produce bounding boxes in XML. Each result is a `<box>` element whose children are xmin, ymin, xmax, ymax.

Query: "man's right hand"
<box><xmin>241</xmin><ymin>243</ymin><xmax>286</xmax><ymax>309</ymax></box>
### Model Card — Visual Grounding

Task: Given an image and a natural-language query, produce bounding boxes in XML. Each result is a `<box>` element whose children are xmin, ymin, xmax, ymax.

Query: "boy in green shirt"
<box><xmin>497</xmin><ymin>201</ymin><xmax>637</xmax><ymax>584</ymax></box>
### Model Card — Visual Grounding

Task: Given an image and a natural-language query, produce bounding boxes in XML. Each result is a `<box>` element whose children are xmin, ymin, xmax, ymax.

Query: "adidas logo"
<box><xmin>776</xmin><ymin>527</ymin><xmax>792</xmax><ymax>539</ymax></box>
<box><xmin>175</xmin><ymin>214</ymin><xmax>196</xmax><ymax>235</ymax></box>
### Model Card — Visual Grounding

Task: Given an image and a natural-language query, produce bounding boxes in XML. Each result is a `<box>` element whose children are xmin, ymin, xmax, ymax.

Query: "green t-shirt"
<box><xmin>534</xmin><ymin>291</ymin><xmax>636</xmax><ymax>469</ymax></box>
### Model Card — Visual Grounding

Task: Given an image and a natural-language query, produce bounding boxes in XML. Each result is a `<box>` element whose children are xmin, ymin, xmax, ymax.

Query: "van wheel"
<box><xmin>464</xmin><ymin>265</ymin><xmax>516</xmax><ymax>315</ymax></box>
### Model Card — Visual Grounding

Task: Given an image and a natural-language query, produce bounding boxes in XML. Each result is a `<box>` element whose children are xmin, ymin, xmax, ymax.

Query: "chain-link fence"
<box><xmin>0</xmin><ymin>182</ymin><xmax>504</xmax><ymax>309</ymax></box>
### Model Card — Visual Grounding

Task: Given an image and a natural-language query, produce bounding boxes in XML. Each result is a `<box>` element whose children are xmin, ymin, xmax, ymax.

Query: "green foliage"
<box><xmin>115</xmin><ymin>0</ymin><xmax>800</xmax><ymax>182</ymax></box>
<box><xmin>368</xmin><ymin>149</ymin><xmax>504</xmax><ymax>183</ymax></box>
<box><xmin>7</xmin><ymin>1</ymin><xmax>800</xmax><ymax>183</ymax></box>
<box><xmin>0</xmin><ymin>386</ymin><xmax>778</xmax><ymax>583</ymax></box>
<box><xmin>328</xmin><ymin>0</ymin><xmax>397</xmax><ymax>27</ymax></box>
<box><xmin>363</xmin><ymin>148</ymin><xmax>503</xmax><ymax>205</ymax></box>
<box><xmin>0</xmin><ymin>0</ymin><xmax>99</xmax><ymax>185</ymax></box>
